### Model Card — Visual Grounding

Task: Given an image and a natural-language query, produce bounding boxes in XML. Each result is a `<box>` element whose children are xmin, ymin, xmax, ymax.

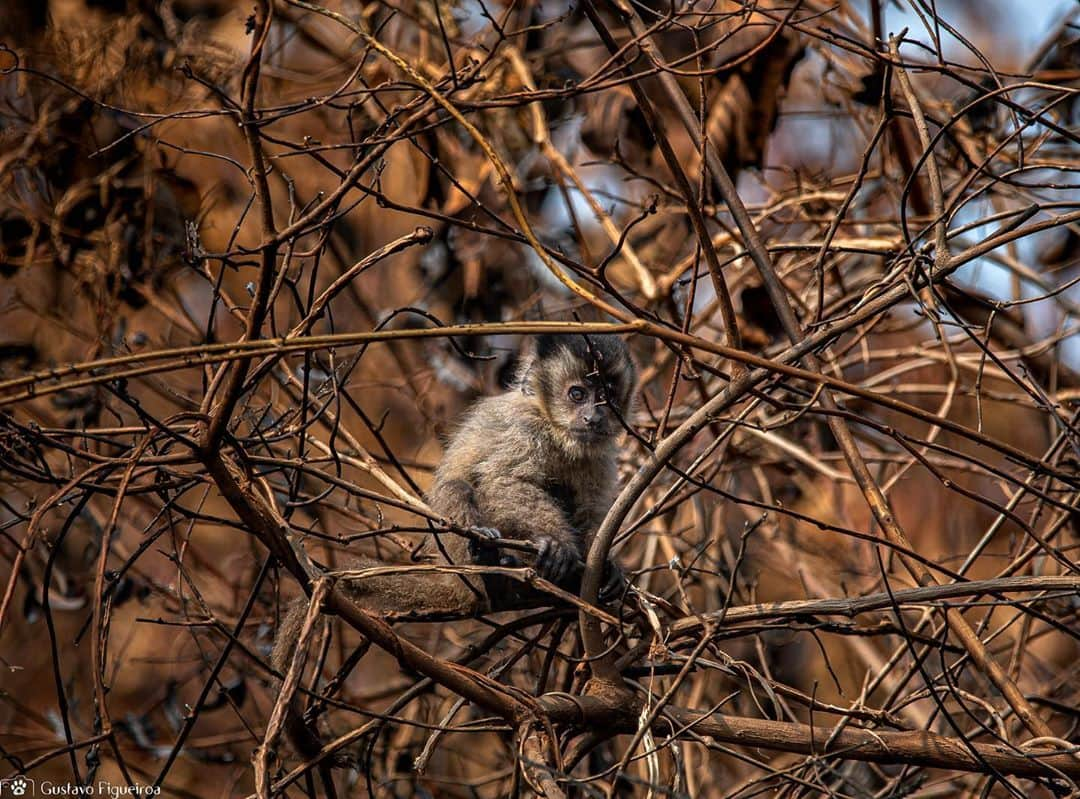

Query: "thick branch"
<box><xmin>664</xmin><ymin>707</ymin><xmax>1080</xmax><ymax>781</ymax></box>
<box><xmin>670</xmin><ymin>575</ymin><xmax>1080</xmax><ymax>634</ymax></box>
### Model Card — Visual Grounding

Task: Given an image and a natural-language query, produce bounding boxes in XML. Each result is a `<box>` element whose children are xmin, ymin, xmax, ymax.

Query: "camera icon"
<box><xmin>0</xmin><ymin>777</ymin><xmax>34</xmax><ymax>797</ymax></box>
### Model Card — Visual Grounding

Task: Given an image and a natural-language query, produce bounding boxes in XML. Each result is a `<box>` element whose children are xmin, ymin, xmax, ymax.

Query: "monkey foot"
<box><xmin>599</xmin><ymin>559</ymin><xmax>627</xmax><ymax>602</ymax></box>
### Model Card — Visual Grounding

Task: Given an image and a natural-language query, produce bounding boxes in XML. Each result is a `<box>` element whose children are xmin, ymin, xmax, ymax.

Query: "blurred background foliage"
<box><xmin>1</xmin><ymin>0</ymin><xmax>1078</xmax><ymax>796</ymax></box>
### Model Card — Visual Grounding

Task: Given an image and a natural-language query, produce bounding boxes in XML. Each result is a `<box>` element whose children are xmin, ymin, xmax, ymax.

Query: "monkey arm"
<box><xmin>470</xmin><ymin>476</ymin><xmax>575</xmax><ymax>542</ymax></box>
<box><xmin>425</xmin><ymin>476</ymin><xmax>509</xmax><ymax>571</ymax></box>
<box><xmin>466</xmin><ymin>476</ymin><xmax>582</xmax><ymax>586</ymax></box>
<box><xmin>425</xmin><ymin>477</ymin><xmax>484</xmax><ymax>529</ymax></box>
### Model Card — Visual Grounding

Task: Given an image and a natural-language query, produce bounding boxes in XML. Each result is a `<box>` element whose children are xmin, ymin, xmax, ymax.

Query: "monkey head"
<box><xmin>522</xmin><ymin>333</ymin><xmax>636</xmax><ymax>454</ymax></box>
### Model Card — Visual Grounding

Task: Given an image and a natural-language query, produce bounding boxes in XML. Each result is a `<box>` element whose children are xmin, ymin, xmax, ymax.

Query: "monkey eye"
<box><xmin>567</xmin><ymin>385</ymin><xmax>588</xmax><ymax>403</ymax></box>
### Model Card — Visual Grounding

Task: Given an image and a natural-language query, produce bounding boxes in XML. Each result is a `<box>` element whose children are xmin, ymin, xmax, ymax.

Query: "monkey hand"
<box><xmin>598</xmin><ymin>559</ymin><xmax>627</xmax><ymax>603</ymax></box>
<box><xmin>535</xmin><ymin>536</ymin><xmax>580</xmax><ymax>586</ymax></box>
<box><xmin>470</xmin><ymin>526</ymin><xmax>502</xmax><ymax>542</ymax></box>
<box><xmin>468</xmin><ymin>526</ymin><xmax>504</xmax><ymax>563</ymax></box>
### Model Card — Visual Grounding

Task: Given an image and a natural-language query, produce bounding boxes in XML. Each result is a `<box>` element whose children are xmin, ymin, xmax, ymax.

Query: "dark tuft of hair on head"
<box><xmin>532</xmin><ymin>333</ymin><xmax>634</xmax><ymax>404</ymax></box>
<box><xmin>535</xmin><ymin>333</ymin><xmax>563</xmax><ymax>362</ymax></box>
<box><xmin>534</xmin><ymin>333</ymin><xmax>628</xmax><ymax>370</ymax></box>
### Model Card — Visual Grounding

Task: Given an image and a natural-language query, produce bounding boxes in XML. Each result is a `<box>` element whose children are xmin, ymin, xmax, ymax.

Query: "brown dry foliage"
<box><xmin>1</xmin><ymin>1</ymin><xmax>1079</xmax><ymax>797</ymax></box>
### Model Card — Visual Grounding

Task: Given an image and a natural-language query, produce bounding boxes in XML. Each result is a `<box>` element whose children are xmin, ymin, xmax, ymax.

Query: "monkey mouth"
<box><xmin>571</xmin><ymin>425</ymin><xmax>610</xmax><ymax>443</ymax></box>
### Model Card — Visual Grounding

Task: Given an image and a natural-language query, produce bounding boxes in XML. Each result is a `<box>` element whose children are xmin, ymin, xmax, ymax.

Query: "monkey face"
<box><xmin>528</xmin><ymin>334</ymin><xmax>636</xmax><ymax>450</ymax></box>
<box><xmin>563</xmin><ymin>379</ymin><xmax>617</xmax><ymax>442</ymax></box>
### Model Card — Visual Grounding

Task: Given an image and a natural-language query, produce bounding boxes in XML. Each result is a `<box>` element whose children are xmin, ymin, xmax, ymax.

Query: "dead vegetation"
<box><xmin>1</xmin><ymin>0</ymin><xmax>1079</xmax><ymax>797</ymax></box>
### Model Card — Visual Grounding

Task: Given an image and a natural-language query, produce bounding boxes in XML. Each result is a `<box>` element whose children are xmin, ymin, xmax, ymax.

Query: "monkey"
<box><xmin>426</xmin><ymin>332</ymin><xmax>636</xmax><ymax>593</ymax></box>
<box><xmin>269</xmin><ymin>332</ymin><xmax>636</xmax><ymax>782</ymax></box>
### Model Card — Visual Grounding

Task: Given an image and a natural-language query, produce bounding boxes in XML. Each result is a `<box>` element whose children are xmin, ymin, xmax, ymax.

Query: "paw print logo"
<box><xmin>0</xmin><ymin>777</ymin><xmax>34</xmax><ymax>797</ymax></box>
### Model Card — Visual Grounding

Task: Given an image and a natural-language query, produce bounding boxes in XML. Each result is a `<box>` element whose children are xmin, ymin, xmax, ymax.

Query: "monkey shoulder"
<box><xmin>436</xmin><ymin>392</ymin><xmax>537</xmax><ymax>475</ymax></box>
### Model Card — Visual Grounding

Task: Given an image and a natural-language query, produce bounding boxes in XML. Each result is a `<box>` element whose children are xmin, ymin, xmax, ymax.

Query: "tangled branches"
<box><xmin>1</xmin><ymin>0</ymin><xmax>1078</xmax><ymax>797</ymax></box>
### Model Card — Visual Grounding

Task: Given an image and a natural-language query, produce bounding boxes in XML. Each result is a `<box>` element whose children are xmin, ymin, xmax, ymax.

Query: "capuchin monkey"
<box><xmin>270</xmin><ymin>333</ymin><xmax>636</xmax><ymax>778</ymax></box>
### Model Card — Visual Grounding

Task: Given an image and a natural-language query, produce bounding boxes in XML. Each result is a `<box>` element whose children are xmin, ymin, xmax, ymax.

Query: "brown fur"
<box><xmin>270</xmin><ymin>334</ymin><xmax>635</xmax><ymax>770</ymax></box>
